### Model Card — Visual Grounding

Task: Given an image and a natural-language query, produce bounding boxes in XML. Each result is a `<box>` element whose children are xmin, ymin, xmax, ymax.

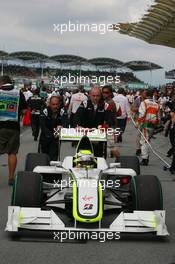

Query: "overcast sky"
<box><xmin>0</xmin><ymin>0</ymin><xmax>174</xmax><ymax>85</ymax></box>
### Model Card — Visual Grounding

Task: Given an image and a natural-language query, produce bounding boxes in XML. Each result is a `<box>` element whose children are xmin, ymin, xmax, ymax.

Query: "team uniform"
<box><xmin>166</xmin><ymin>120</ymin><xmax>175</xmax><ymax>173</ymax></box>
<box><xmin>75</xmin><ymin>99</ymin><xmax>106</xmax><ymax>128</ymax></box>
<box><xmin>137</xmin><ymin>98</ymin><xmax>159</xmax><ymax>165</ymax></box>
<box><xmin>165</xmin><ymin>102</ymin><xmax>175</xmax><ymax>174</ymax></box>
<box><xmin>39</xmin><ymin>107</ymin><xmax>62</xmax><ymax>161</ymax></box>
<box><xmin>75</xmin><ymin>99</ymin><xmax>107</xmax><ymax>156</ymax></box>
<box><xmin>28</xmin><ymin>94</ymin><xmax>44</xmax><ymax>140</ymax></box>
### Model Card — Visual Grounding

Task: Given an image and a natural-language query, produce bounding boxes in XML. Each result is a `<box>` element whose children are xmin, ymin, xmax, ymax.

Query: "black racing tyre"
<box><xmin>116</xmin><ymin>156</ymin><xmax>140</xmax><ymax>175</ymax></box>
<box><xmin>131</xmin><ymin>175</ymin><xmax>163</xmax><ymax>210</ymax></box>
<box><xmin>25</xmin><ymin>153</ymin><xmax>50</xmax><ymax>171</ymax></box>
<box><xmin>12</xmin><ymin>171</ymin><xmax>43</xmax><ymax>207</ymax></box>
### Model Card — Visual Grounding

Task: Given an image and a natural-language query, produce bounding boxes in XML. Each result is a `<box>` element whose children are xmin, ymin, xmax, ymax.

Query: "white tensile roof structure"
<box><xmin>115</xmin><ymin>0</ymin><xmax>175</xmax><ymax>49</ymax></box>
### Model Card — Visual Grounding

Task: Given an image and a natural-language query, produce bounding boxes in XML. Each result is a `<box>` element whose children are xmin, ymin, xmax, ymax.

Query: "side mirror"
<box><xmin>50</xmin><ymin>161</ymin><xmax>62</xmax><ymax>167</ymax></box>
<box><xmin>109</xmin><ymin>163</ymin><xmax>121</xmax><ymax>168</ymax></box>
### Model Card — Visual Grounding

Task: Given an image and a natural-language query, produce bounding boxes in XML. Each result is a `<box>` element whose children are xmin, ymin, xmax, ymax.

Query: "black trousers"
<box><xmin>31</xmin><ymin>114</ymin><xmax>40</xmax><ymax>139</ymax></box>
<box><xmin>117</xmin><ymin>118</ymin><xmax>127</xmax><ymax>141</ymax></box>
<box><xmin>170</xmin><ymin>147</ymin><xmax>175</xmax><ymax>171</ymax></box>
<box><xmin>39</xmin><ymin>137</ymin><xmax>59</xmax><ymax>161</ymax></box>
<box><xmin>70</xmin><ymin>113</ymin><xmax>78</xmax><ymax>128</ymax></box>
<box><xmin>170</xmin><ymin>155</ymin><xmax>175</xmax><ymax>171</ymax></box>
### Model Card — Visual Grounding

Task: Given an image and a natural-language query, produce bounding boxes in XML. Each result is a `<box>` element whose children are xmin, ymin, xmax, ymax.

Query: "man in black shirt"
<box><xmin>0</xmin><ymin>76</ymin><xmax>27</xmax><ymax>185</ymax></box>
<box><xmin>28</xmin><ymin>89</ymin><xmax>44</xmax><ymax>141</ymax></box>
<box><xmin>39</xmin><ymin>96</ymin><xmax>62</xmax><ymax>161</ymax></box>
<box><xmin>165</xmin><ymin>102</ymin><xmax>175</xmax><ymax>174</ymax></box>
<box><xmin>75</xmin><ymin>86</ymin><xmax>106</xmax><ymax>156</ymax></box>
<box><xmin>75</xmin><ymin>86</ymin><xmax>105</xmax><ymax>128</ymax></box>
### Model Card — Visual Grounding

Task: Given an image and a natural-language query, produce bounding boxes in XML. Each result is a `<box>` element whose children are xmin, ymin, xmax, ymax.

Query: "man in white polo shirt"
<box><xmin>113</xmin><ymin>88</ymin><xmax>131</xmax><ymax>142</ymax></box>
<box><xmin>68</xmin><ymin>85</ymin><xmax>87</xmax><ymax>127</ymax></box>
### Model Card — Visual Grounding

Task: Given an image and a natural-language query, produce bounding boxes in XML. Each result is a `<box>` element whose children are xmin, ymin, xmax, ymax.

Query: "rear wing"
<box><xmin>58</xmin><ymin>128</ymin><xmax>108</xmax><ymax>159</ymax></box>
<box><xmin>59</xmin><ymin>128</ymin><xmax>107</xmax><ymax>142</ymax></box>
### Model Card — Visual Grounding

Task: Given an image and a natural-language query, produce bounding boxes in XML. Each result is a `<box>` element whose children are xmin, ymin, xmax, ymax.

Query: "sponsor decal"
<box><xmin>84</xmin><ymin>204</ymin><xmax>93</xmax><ymax>210</ymax></box>
<box><xmin>82</xmin><ymin>195</ymin><xmax>94</xmax><ymax>202</ymax></box>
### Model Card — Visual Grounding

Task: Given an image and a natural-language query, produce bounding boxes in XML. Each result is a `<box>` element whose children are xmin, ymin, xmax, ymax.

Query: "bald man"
<box><xmin>73</xmin><ymin>86</ymin><xmax>107</xmax><ymax>157</ymax></box>
<box><xmin>75</xmin><ymin>86</ymin><xmax>106</xmax><ymax>128</ymax></box>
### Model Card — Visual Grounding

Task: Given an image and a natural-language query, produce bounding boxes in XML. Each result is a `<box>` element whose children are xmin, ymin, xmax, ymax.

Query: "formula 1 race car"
<box><xmin>6</xmin><ymin>129</ymin><xmax>169</xmax><ymax>240</ymax></box>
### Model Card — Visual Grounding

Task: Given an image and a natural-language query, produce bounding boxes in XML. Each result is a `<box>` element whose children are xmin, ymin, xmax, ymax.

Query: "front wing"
<box><xmin>6</xmin><ymin>206</ymin><xmax>169</xmax><ymax>236</ymax></box>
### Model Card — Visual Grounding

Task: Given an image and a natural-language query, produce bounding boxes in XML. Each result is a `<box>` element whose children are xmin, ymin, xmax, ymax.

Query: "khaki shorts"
<box><xmin>0</xmin><ymin>128</ymin><xmax>20</xmax><ymax>154</ymax></box>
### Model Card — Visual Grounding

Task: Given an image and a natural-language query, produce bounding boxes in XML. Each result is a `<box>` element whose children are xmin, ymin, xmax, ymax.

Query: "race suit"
<box><xmin>137</xmin><ymin>99</ymin><xmax>159</xmax><ymax>159</ymax></box>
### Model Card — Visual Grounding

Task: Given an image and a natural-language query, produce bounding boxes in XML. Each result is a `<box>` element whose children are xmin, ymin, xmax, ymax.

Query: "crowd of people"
<box><xmin>0</xmin><ymin>75</ymin><xmax>175</xmax><ymax>186</ymax></box>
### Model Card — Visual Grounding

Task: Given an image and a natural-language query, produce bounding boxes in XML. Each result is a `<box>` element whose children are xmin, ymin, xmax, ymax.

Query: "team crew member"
<box><xmin>0</xmin><ymin>76</ymin><xmax>27</xmax><ymax>185</ymax></box>
<box><xmin>102</xmin><ymin>85</ymin><xmax>120</xmax><ymax>128</ymax></box>
<box><xmin>102</xmin><ymin>85</ymin><xmax>121</xmax><ymax>158</ymax></box>
<box><xmin>75</xmin><ymin>86</ymin><xmax>105</xmax><ymax>128</ymax></box>
<box><xmin>28</xmin><ymin>89</ymin><xmax>44</xmax><ymax>141</ymax></box>
<box><xmin>39</xmin><ymin>96</ymin><xmax>62</xmax><ymax>161</ymax></box>
<box><xmin>68</xmin><ymin>85</ymin><xmax>87</xmax><ymax>127</ymax></box>
<box><xmin>165</xmin><ymin>102</ymin><xmax>175</xmax><ymax>174</ymax></box>
<box><xmin>113</xmin><ymin>88</ymin><xmax>131</xmax><ymax>143</ymax></box>
<box><xmin>75</xmin><ymin>86</ymin><xmax>106</xmax><ymax>156</ymax></box>
<box><xmin>137</xmin><ymin>90</ymin><xmax>160</xmax><ymax>166</ymax></box>
<box><xmin>131</xmin><ymin>89</ymin><xmax>148</xmax><ymax>156</ymax></box>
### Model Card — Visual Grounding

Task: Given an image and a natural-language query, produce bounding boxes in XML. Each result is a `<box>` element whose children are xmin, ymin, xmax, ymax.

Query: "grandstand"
<box><xmin>2</xmin><ymin>65</ymin><xmax>140</xmax><ymax>84</ymax></box>
<box><xmin>0</xmin><ymin>51</ymin><xmax>163</xmax><ymax>89</ymax></box>
<box><xmin>165</xmin><ymin>69</ymin><xmax>175</xmax><ymax>79</ymax></box>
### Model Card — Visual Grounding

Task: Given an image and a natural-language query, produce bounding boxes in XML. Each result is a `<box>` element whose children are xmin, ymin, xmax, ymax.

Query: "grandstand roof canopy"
<box><xmin>125</xmin><ymin>61</ymin><xmax>162</xmax><ymax>71</ymax></box>
<box><xmin>9</xmin><ymin>51</ymin><xmax>48</xmax><ymax>61</ymax></box>
<box><xmin>50</xmin><ymin>54</ymin><xmax>87</xmax><ymax>64</ymax></box>
<box><xmin>88</xmin><ymin>57</ymin><xmax>124</xmax><ymax>67</ymax></box>
<box><xmin>0</xmin><ymin>50</ymin><xmax>8</xmax><ymax>58</ymax></box>
<box><xmin>115</xmin><ymin>0</ymin><xmax>175</xmax><ymax>49</ymax></box>
<box><xmin>0</xmin><ymin>51</ymin><xmax>162</xmax><ymax>71</ymax></box>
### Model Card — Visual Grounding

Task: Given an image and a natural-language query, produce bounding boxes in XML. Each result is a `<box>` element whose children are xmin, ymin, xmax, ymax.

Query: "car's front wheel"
<box><xmin>12</xmin><ymin>171</ymin><xmax>43</xmax><ymax>207</ymax></box>
<box><xmin>131</xmin><ymin>174</ymin><xmax>163</xmax><ymax>210</ymax></box>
